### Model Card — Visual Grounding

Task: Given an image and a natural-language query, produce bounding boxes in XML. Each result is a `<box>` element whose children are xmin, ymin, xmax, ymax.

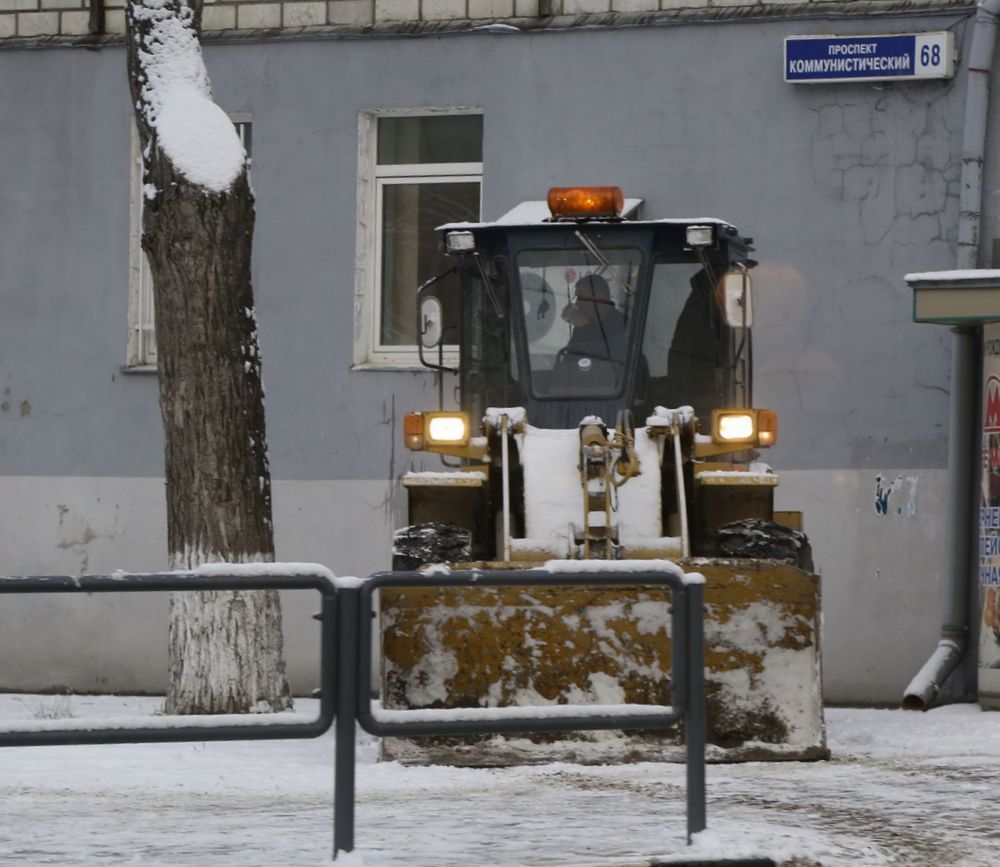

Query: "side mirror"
<box><xmin>722</xmin><ymin>269</ymin><xmax>754</xmax><ymax>329</ymax></box>
<box><xmin>419</xmin><ymin>295</ymin><xmax>444</xmax><ymax>349</ymax></box>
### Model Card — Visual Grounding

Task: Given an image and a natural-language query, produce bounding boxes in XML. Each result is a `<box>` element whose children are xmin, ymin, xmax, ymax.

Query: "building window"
<box><xmin>356</xmin><ymin>110</ymin><xmax>483</xmax><ymax>366</ymax></box>
<box><xmin>126</xmin><ymin>116</ymin><xmax>253</xmax><ymax>370</ymax></box>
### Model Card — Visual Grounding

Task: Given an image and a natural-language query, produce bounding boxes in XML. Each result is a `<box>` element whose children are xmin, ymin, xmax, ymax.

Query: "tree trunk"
<box><xmin>126</xmin><ymin>0</ymin><xmax>291</xmax><ymax>714</ymax></box>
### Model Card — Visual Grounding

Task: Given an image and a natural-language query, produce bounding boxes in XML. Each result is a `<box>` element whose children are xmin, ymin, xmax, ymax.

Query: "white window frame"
<box><xmin>126</xmin><ymin>121</ymin><xmax>156</xmax><ymax>371</ymax></box>
<box><xmin>126</xmin><ymin>114</ymin><xmax>253</xmax><ymax>370</ymax></box>
<box><xmin>354</xmin><ymin>108</ymin><xmax>483</xmax><ymax>369</ymax></box>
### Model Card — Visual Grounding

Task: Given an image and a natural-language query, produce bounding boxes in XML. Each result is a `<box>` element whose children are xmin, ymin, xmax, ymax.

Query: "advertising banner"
<box><xmin>980</xmin><ymin>323</ymin><xmax>1000</xmax><ymax>705</ymax></box>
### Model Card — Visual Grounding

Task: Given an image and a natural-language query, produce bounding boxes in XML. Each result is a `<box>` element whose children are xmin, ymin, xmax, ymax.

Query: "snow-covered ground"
<box><xmin>0</xmin><ymin>695</ymin><xmax>997</xmax><ymax>866</ymax></box>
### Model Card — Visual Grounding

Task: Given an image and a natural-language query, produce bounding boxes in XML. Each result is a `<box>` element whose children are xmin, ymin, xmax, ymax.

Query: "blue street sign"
<box><xmin>785</xmin><ymin>33</ymin><xmax>954</xmax><ymax>84</ymax></box>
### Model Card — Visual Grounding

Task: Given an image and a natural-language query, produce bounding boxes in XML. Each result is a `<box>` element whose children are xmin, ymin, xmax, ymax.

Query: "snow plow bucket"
<box><xmin>380</xmin><ymin>559</ymin><xmax>825</xmax><ymax>765</ymax></box>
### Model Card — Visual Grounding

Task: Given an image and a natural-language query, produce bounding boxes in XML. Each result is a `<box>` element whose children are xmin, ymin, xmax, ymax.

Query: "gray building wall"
<box><xmin>0</xmin><ymin>9</ymin><xmax>977</xmax><ymax>701</ymax></box>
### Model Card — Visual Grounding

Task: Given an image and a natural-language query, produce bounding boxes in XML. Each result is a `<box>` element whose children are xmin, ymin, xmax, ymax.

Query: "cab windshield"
<box><xmin>516</xmin><ymin>245</ymin><xmax>642</xmax><ymax>400</ymax></box>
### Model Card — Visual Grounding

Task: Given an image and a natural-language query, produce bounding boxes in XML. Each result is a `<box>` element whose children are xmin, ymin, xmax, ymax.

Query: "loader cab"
<box><xmin>419</xmin><ymin>188</ymin><xmax>755</xmax><ymax>429</ymax></box>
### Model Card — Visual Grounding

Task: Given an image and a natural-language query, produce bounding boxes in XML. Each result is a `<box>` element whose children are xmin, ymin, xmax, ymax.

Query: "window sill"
<box><xmin>351</xmin><ymin>361</ymin><xmax>456</xmax><ymax>372</ymax></box>
<box><xmin>121</xmin><ymin>364</ymin><xmax>158</xmax><ymax>375</ymax></box>
<box><xmin>353</xmin><ymin>349</ymin><xmax>458</xmax><ymax>371</ymax></box>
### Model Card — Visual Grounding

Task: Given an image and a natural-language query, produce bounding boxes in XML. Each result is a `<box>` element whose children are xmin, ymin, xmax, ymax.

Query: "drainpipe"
<box><xmin>903</xmin><ymin>327</ymin><xmax>977</xmax><ymax>708</ymax></box>
<box><xmin>902</xmin><ymin>0</ymin><xmax>1000</xmax><ymax>709</ymax></box>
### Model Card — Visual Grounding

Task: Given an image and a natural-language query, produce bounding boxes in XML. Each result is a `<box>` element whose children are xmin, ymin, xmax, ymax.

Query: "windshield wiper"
<box><xmin>573</xmin><ymin>230</ymin><xmax>634</xmax><ymax>296</ymax></box>
<box><xmin>475</xmin><ymin>255</ymin><xmax>505</xmax><ymax>319</ymax></box>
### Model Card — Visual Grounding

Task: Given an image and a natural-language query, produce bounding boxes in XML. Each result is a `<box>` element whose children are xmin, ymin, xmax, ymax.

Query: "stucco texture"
<box><xmin>0</xmin><ymin>13</ymin><xmax>978</xmax><ymax>699</ymax></box>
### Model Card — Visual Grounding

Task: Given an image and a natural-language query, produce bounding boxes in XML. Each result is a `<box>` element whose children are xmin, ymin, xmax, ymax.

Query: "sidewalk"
<box><xmin>0</xmin><ymin>696</ymin><xmax>996</xmax><ymax>866</ymax></box>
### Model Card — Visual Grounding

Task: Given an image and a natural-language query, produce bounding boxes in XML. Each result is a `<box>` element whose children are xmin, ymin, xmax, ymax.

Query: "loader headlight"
<box><xmin>427</xmin><ymin>413</ymin><xmax>469</xmax><ymax>444</ymax></box>
<box><xmin>712</xmin><ymin>409</ymin><xmax>778</xmax><ymax>448</ymax></box>
<box><xmin>718</xmin><ymin>413</ymin><xmax>755</xmax><ymax>441</ymax></box>
<box><xmin>403</xmin><ymin>412</ymin><xmax>472</xmax><ymax>450</ymax></box>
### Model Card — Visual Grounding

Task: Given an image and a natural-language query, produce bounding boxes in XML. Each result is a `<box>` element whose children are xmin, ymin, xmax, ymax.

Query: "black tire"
<box><xmin>391</xmin><ymin>522</ymin><xmax>472</xmax><ymax>571</ymax></box>
<box><xmin>717</xmin><ymin>518</ymin><xmax>814</xmax><ymax>571</ymax></box>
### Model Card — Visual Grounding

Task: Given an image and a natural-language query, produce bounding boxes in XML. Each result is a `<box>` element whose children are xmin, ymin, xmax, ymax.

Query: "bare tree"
<box><xmin>125</xmin><ymin>0</ymin><xmax>291</xmax><ymax>714</ymax></box>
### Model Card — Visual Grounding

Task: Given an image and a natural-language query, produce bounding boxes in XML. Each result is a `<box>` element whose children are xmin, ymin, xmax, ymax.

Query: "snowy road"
<box><xmin>0</xmin><ymin>696</ymin><xmax>997</xmax><ymax>866</ymax></box>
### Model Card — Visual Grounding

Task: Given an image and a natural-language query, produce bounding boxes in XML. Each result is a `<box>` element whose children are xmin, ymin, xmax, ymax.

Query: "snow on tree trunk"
<box><xmin>125</xmin><ymin>0</ymin><xmax>291</xmax><ymax>714</ymax></box>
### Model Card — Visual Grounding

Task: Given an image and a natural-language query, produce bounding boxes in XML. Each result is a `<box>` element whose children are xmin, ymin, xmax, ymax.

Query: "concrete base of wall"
<box><xmin>0</xmin><ymin>469</ymin><xmax>949</xmax><ymax>705</ymax></box>
<box><xmin>777</xmin><ymin>469</ymin><xmax>948</xmax><ymax>706</ymax></box>
<box><xmin>0</xmin><ymin>476</ymin><xmax>404</xmax><ymax>695</ymax></box>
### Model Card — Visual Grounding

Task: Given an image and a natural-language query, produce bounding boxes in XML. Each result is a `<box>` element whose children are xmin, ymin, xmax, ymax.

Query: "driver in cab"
<box><xmin>560</xmin><ymin>274</ymin><xmax>627</xmax><ymax>367</ymax></box>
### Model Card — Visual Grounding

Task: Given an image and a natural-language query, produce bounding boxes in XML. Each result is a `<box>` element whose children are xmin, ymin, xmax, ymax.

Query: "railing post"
<box><xmin>333</xmin><ymin>586</ymin><xmax>360</xmax><ymax>859</ymax></box>
<box><xmin>685</xmin><ymin>581</ymin><xmax>706</xmax><ymax>842</ymax></box>
<box><xmin>0</xmin><ymin>567</ymin><xmax>705</xmax><ymax>858</ymax></box>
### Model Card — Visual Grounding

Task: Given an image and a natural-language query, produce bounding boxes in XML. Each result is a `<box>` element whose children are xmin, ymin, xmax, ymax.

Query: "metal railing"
<box><xmin>0</xmin><ymin>568</ymin><xmax>337</xmax><ymax>745</ymax></box>
<box><xmin>0</xmin><ymin>564</ymin><xmax>706</xmax><ymax>860</ymax></box>
<box><xmin>337</xmin><ymin>567</ymin><xmax>706</xmax><ymax>856</ymax></box>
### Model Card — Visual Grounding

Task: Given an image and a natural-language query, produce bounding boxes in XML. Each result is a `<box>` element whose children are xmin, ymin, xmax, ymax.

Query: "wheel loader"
<box><xmin>383</xmin><ymin>186</ymin><xmax>825</xmax><ymax>764</ymax></box>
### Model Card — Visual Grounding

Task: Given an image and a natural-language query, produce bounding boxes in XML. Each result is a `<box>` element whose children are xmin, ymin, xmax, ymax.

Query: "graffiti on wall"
<box><xmin>874</xmin><ymin>474</ymin><xmax>918</xmax><ymax>516</ymax></box>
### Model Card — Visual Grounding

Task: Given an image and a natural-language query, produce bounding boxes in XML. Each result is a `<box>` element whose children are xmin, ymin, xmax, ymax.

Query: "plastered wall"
<box><xmin>0</xmin><ymin>10</ymin><xmax>979</xmax><ymax>700</ymax></box>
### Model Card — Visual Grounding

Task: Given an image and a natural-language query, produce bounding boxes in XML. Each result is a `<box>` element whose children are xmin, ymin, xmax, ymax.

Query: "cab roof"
<box><xmin>438</xmin><ymin>198</ymin><xmax>737</xmax><ymax>232</ymax></box>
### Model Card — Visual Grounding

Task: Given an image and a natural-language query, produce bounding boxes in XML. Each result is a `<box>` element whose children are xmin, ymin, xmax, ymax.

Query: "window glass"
<box><xmin>371</xmin><ymin>113</ymin><xmax>483</xmax><ymax>354</ymax></box>
<box><xmin>643</xmin><ymin>259</ymin><xmax>723</xmax><ymax>416</ymax></box>
<box><xmin>462</xmin><ymin>257</ymin><xmax>514</xmax><ymax>423</ymax></box>
<box><xmin>236</xmin><ymin>120</ymin><xmax>252</xmax><ymax>163</ymax></box>
<box><xmin>643</xmin><ymin>261</ymin><xmax>705</xmax><ymax>380</ymax></box>
<box><xmin>377</xmin><ymin>115</ymin><xmax>483</xmax><ymax>165</ymax></box>
<box><xmin>379</xmin><ymin>180</ymin><xmax>479</xmax><ymax>346</ymax></box>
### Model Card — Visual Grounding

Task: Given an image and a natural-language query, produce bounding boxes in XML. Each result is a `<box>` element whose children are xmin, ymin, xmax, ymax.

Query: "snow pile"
<box><xmin>614</xmin><ymin>427</ymin><xmax>663</xmax><ymax>537</ymax></box>
<box><xmin>703</xmin><ymin>600</ymin><xmax>823</xmax><ymax>748</ymax></box>
<box><xmin>483</xmin><ymin>406</ymin><xmax>526</xmax><ymax>429</ymax></box>
<box><xmin>645</xmin><ymin>405</ymin><xmax>695</xmax><ymax>427</ymax></box>
<box><xmin>192</xmin><ymin>561</ymin><xmax>336</xmax><ymax>581</ymax></box>
<box><xmin>519</xmin><ymin>425</ymin><xmax>580</xmax><ymax>542</ymax></box>
<box><xmin>371</xmin><ymin>700</ymin><xmax>673</xmax><ymax>725</ymax></box>
<box><xmin>539</xmin><ymin>558</ymin><xmax>691</xmax><ymax>581</ymax></box>
<box><xmin>0</xmin><ymin>709</ymin><xmax>313</xmax><ymax>734</ymax></box>
<box><xmin>697</xmin><ymin>469</ymin><xmax>777</xmax><ymax>482</ymax></box>
<box><xmin>827</xmin><ymin>703</ymin><xmax>1000</xmax><ymax>759</ymax></box>
<box><xmin>905</xmin><ymin>268</ymin><xmax>1000</xmax><ymax>282</ymax></box>
<box><xmin>402</xmin><ymin>471</ymin><xmax>487</xmax><ymax>485</ymax></box>
<box><xmin>132</xmin><ymin>0</ymin><xmax>245</xmax><ymax>193</ymax></box>
<box><xmin>518</xmin><ymin>425</ymin><xmax>663</xmax><ymax>544</ymax></box>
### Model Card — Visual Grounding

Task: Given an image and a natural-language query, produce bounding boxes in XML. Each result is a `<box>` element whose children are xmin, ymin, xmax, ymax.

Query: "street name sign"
<box><xmin>785</xmin><ymin>32</ymin><xmax>955</xmax><ymax>84</ymax></box>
